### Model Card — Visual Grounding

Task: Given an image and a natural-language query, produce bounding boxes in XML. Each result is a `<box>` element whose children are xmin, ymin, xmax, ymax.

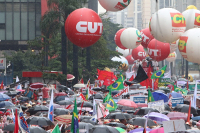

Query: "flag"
<box><xmin>12</xmin><ymin>109</ymin><xmax>15</xmax><ymax>123</ymax></box>
<box><xmin>151</xmin><ymin>65</ymin><xmax>167</xmax><ymax>79</ymax></box>
<box><xmin>148</xmin><ymin>89</ymin><xmax>155</xmax><ymax>103</ymax></box>
<box><xmin>143</xmin><ymin>111</ymin><xmax>151</xmax><ymax>133</ymax></box>
<box><xmin>146</xmin><ymin>65</ymin><xmax>152</xmax><ymax>88</ymax></box>
<box><xmin>162</xmin><ymin>70</ymin><xmax>171</xmax><ymax>79</ymax></box>
<box><xmin>125</xmin><ymin>65</ymin><xmax>148</xmax><ymax>86</ymax></box>
<box><xmin>48</xmin><ymin>89</ymin><xmax>54</xmax><ymax>121</ymax></box>
<box><xmin>0</xmin><ymin>81</ymin><xmax>3</xmax><ymax>89</ymax></box>
<box><xmin>125</xmin><ymin>71</ymin><xmax>135</xmax><ymax>80</ymax></box>
<box><xmin>71</xmin><ymin>99</ymin><xmax>79</xmax><ymax>133</ymax></box>
<box><xmin>103</xmin><ymin>79</ymin><xmax>114</xmax><ymax>86</ymax></box>
<box><xmin>154</xmin><ymin>79</ymin><xmax>159</xmax><ymax>90</ymax></box>
<box><xmin>193</xmin><ymin>80</ymin><xmax>198</xmax><ymax>109</ymax></box>
<box><xmin>94</xmin><ymin>80</ymin><xmax>99</xmax><ymax>87</ymax></box>
<box><xmin>97</xmin><ymin>69</ymin><xmax>117</xmax><ymax>80</ymax></box>
<box><xmin>14</xmin><ymin>109</ymin><xmax>19</xmax><ymax>133</ymax></box>
<box><xmin>187</xmin><ymin>81</ymin><xmax>189</xmax><ymax>91</ymax></box>
<box><xmin>78</xmin><ymin>78</ymin><xmax>84</xmax><ymax>84</ymax></box>
<box><xmin>18</xmin><ymin>107</ymin><xmax>30</xmax><ymax>133</ymax></box>
<box><xmin>52</xmin><ymin>124</ymin><xmax>61</xmax><ymax>133</ymax></box>
<box><xmin>93</xmin><ymin>99</ymin><xmax>97</xmax><ymax>116</ymax></box>
<box><xmin>107</xmin><ymin>75</ymin><xmax>124</xmax><ymax>91</ymax></box>
<box><xmin>103</xmin><ymin>93</ymin><xmax>112</xmax><ymax>103</ymax></box>
<box><xmin>106</xmin><ymin>96</ymin><xmax>118</xmax><ymax>111</ymax></box>
<box><xmin>16</xmin><ymin>76</ymin><xmax>19</xmax><ymax>82</ymax></box>
<box><xmin>113</xmin><ymin>87</ymin><xmax>129</xmax><ymax>97</ymax></box>
<box><xmin>86</xmin><ymin>79</ymin><xmax>90</xmax><ymax>88</ymax></box>
<box><xmin>97</xmin><ymin>104</ymin><xmax>103</xmax><ymax>119</ymax></box>
<box><xmin>187</xmin><ymin>100</ymin><xmax>191</xmax><ymax>124</ymax></box>
<box><xmin>99</xmin><ymin>103</ymin><xmax>109</xmax><ymax>117</ymax></box>
<box><xmin>17</xmin><ymin>84</ymin><xmax>22</xmax><ymax>90</ymax></box>
<box><xmin>78</xmin><ymin>102</ymin><xmax>84</xmax><ymax>122</ymax></box>
<box><xmin>79</xmin><ymin>93</ymin><xmax>86</xmax><ymax>101</ymax></box>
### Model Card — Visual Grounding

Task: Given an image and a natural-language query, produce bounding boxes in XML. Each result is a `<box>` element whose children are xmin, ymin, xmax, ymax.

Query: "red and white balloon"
<box><xmin>170</xmin><ymin>40</ymin><xmax>179</xmax><ymax>53</ymax></box>
<box><xmin>149</xmin><ymin>8</ymin><xmax>186</xmax><ymax>43</ymax></box>
<box><xmin>140</xmin><ymin>28</ymin><xmax>154</xmax><ymax>48</ymax></box>
<box><xmin>65</xmin><ymin>8</ymin><xmax>103</xmax><ymax>48</ymax></box>
<box><xmin>116</xmin><ymin>47</ymin><xmax>131</xmax><ymax>57</ymax></box>
<box><xmin>166</xmin><ymin>52</ymin><xmax>177</xmax><ymax>62</ymax></box>
<box><xmin>98</xmin><ymin>0</ymin><xmax>132</xmax><ymax>12</ymax></box>
<box><xmin>132</xmin><ymin>45</ymin><xmax>146</xmax><ymax>61</ymax></box>
<box><xmin>125</xmin><ymin>55</ymin><xmax>135</xmax><ymax>65</ymax></box>
<box><xmin>147</xmin><ymin>39</ymin><xmax>170</xmax><ymax>61</ymax></box>
<box><xmin>115</xmin><ymin>28</ymin><xmax>127</xmax><ymax>49</ymax></box>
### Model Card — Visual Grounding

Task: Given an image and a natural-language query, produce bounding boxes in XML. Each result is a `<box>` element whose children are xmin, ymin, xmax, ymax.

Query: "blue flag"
<box><xmin>48</xmin><ymin>89</ymin><xmax>54</xmax><ymax>121</ymax></box>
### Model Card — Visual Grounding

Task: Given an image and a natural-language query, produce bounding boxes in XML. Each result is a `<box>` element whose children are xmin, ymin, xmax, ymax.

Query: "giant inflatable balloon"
<box><xmin>65</xmin><ymin>8</ymin><xmax>103</xmax><ymax>48</ymax></box>
<box><xmin>150</xmin><ymin>8</ymin><xmax>186</xmax><ymax>43</ymax></box>
<box><xmin>147</xmin><ymin>39</ymin><xmax>170</xmax><ymax>61</ymax></box>
<box><xmin>170</xmin><ymin>40</ymin><xmax>179</xmax><ymax>53</ymax></box>
<box><xmin>166</xmin><ymin>52</ymin><xmax>177</xmax><ymax>62</ymax></box>
<box><xmin>178</xmin><ymin>28</ymin><xmax>200</xmax><ymax>64</ymax></box>
<box><xmin>120</xmin><ymin>28</ymin><xmax>142</xmax><ymax>49</ymax></box>
<box><xmin>116</xmin><ymin>47</ymin><xmax>131</xmax><ymax>57</ymax></box>
<box><xmin>182</xmin><ymin>9</ymin><xmax>200</xmax><ymax>31</ymax></box>
<box><xmin>132</xmin><ymin>45</ymin><xmax>146</xmax><ymax>61</ymax></box>
<box><xmin>186</xmin><ymin>5</ymin><xmax>197</xmax><ymax>10</ymax></box>
<box><xmin>111</xmin><ymin>56</ymin><xmax>129</xmax><ymax>71</ymax></box>
<box><xmin>140</xmin><ymin>28</ymin><xmax>154</xmax><ymax>48</ymax></box>
<box><xmin>115</xmin><ymin>28</ymin><xmax>127</xmax><ymax>49</ymax></box>
<box><xmin>98</xmin><ymin>0</ymin><xmax>132</xmax><ymax>12</ymax></box>
<box><xmin>125</xmin><ymin>55</ymin><xmax>134</xmax><ymax>65</ymax></box>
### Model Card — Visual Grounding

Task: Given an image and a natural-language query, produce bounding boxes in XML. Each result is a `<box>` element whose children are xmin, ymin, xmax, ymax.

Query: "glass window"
<box><xmin>29</xmin><ymin>12</ymin><xmax>35</xmax><ymax>40</ymax></box>
<box><xmin>21</xmin><ymin>3</ymin><xmax>27</xmax><ymax>40</ymax></box>
<box><xmin>6</xmin><ymin>12</ymin><xmax>12</xmax><ymax>40</ymax></box>
<box><xmin>14</xmin><ymin>12</ymin><xmax>20</xmax><ymax>40</ymax></box>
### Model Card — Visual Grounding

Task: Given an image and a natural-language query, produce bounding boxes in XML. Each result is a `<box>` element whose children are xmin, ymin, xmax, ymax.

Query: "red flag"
<box><xmin>66</xmin><ymin>104</ymin><xmax>72</xmax><ymax>109</ymax></box>
<box><xmin>146</xmin><ymin>65</ymin><xmax>152</xmax><ymax>88</ymax></box>
<box><xmin>103</xmin><ymin>79</ymin><xmax>114</xmax><ymax>86</ymax></box>
<box><xmin>79</xmin><ymin>93</ymin><xmax>86</xmax><ymax>101</ymax></box>
<box><xmin>186</xmin><ymin>101</ymin><xmax>191</xmax><ymax>124</ymax></box>
<box><xmin>143</xmin><ymin>128</ymin><xmax>146</xmax><ymax>133</ymax></box>
<box><xmin>125</xmin><ymin>75</ymin><xmax>134</xmax><ymax>86</ymax></box>
<box><xmin>78</xmin><ymin>78</ymin><xmax>84</xmax><ymax>84</ymax></box>
<box><xmin>0</xmin><ymin>81</ymin><xmax>3</xmax><ymax>89</ymax></box>
<box><xmin>97</xmin><ymin>69</ymin><xmax>116</xmax><ymax>80</ymax></box>
<box><xmin>78</xmin><ymin>102</ymin><xmax>84</xmax><ymax>122</ymax></box>
<box><xmin>154</xmin><ymin>79</ymin><xmax>159</xmax><ymax>90</ymax></box>
<box><xmin>14</xmin><ymin>109</ymin><xmax>19</xmax><ymax>133</ymax></box>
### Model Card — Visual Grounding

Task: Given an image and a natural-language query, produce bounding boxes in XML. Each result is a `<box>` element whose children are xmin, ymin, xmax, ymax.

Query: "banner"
<box><xmin>133</xmin><ymin>97</ymin><xmax>145</xmax><ymax>103</ymax></box>
<box><xmin>158</xmin><ymin>78</ymin><xmax>171</xmax><ymax>87</ymax></box>
<box><xmin>148</xmin><ymin>100</ymin><xmax>164</xmax><ymax>112</ymax></box>
<box><xmin>171</xmin><ymin>98</ymin><xmax>184</xmax><ymax>107</ymax></box>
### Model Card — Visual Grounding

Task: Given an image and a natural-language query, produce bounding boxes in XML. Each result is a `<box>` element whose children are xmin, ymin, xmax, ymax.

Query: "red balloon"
<box><xmin>65</xmin><ymin>8</ymin><xmax>103</xmax><ymax>48</ymax></box>
<box><xmin>132</xmin><ymin>45</ymin><xmax>146</xmax><ymax>61</ymax></box>
<box><xmin>125</xmin><ymin>55</ymin><xmax>135</xmax><ymax>65</ymax></box>
<box><xmin>147</xmin><ymin>39</ymin><xmax>170</xmax><ymax>61</ymax></box>
<box><xmin>114</xmin><ymin>28</ymin><xmax>127</xmax><ymax>49</ymax></box>
<box><xmin>140</xmin><ymin>28</ymin><xmax>154</xmax><ymax>48</ymax></box>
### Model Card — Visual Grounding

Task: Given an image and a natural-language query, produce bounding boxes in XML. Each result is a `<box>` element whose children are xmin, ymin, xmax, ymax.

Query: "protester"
<box><xmin>24</xmin><ymin>87</ymin><xmax>33</xmax><ymax>100</ymax></box>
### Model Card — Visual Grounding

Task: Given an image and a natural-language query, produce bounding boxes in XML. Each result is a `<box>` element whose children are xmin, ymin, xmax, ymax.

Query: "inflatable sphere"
<box><xmin>178</xmin><ymin>28</ymin><xmax>200</xmax><ymax>64</ymax></box>
<box><xmin>166</xmin><ymin>52</ymin><xmax>177</xmax><ymax>62</ymax></box>
<box><xmin>125</xmin><ymin>55</ymin><xmax>135</xmax><ymax>65</ymax></box>
<box><xmin>116</xmin><ymin>47</ymin><xmax>131</xmax><ymax>57</ymax></box>
<box><xmin>132</xmin><ymin>45</ymin><xmax>146</xmax><ymax>61</ymax></box>
<box><xmin>120</xmin><ymin>28</ymin><xmax>142</xmax><ymax>49</ymax></box>
<box><xmin>147</xmin><ymin>39</ymin><xmax>170</xmax><ymax>61</ymax></box>
<box><xmin>115</xmin><ymin>28</ymin><xmax>127</xmax><ymax>49</ymax></box>
<box><xmin>65</xmin><ymin>8</ymin><xmax>103</xmax><ymax>48</ymax></box>
<box><xmin>186</xmin><ymin>5</ymin><xmax>197</xmax><ymax>10</ymax></box>
<box><xmin>182</xmin><ymin>9</ymin><xmax>200</xmax><ymax>31</ymax></box>
<box><xmin>170</xmin><ymin>40</ymin><xmax>179</xmax><ymax>53</ymax></box>
<box><xmin>98</xmin><ymin>0</ymin><xmax>132</xmax><ymax>12</ymax></box>
<box><xmin>140</xmin><ymin>28</ymin><xmax>154</xmax><ymax>48</ymax></box>
<box><xmin>111</xmin><ymin>56</ymin><xmax>129</xmax><ymax>71</ymax></box>
<box><xmin>149</xmin><ymin>8</ymin><xmax>186</xmax><ymax>43</ymax></box>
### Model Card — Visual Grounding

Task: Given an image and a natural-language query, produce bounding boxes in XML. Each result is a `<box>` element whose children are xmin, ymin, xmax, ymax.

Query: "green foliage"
<box><xmin>42</xmin><ymin>72</ymin><xmax>66</xmax><ymax>84</ymax></box>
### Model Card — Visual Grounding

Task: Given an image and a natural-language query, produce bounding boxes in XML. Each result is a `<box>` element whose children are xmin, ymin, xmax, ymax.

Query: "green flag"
<box><xmin>86</xmin><ymin>88</ymin><xmax>89</xmax><ymax>100</ymax></box>
<box><xmin>151</xmin><ymin>65</ymin><xmax>167</xmax><ymax>79</ymax></box>
<box><xmin>148</xmin><ymin>89</ymin><xmax>155</xmax><ymax>102</ymax></box>
<box><xmin>103</xmin><ymin>93</ymin><xmax>112</xmax><ymax>103</ymax></box>
<box><xmin>52</xmin><ymin>124</ymin><xmax>61</xmax><ymax>133</ymax></box>
<box><xmin>174</xmin><ymin>84</ymin><xmax>188</xmax><ymax>95</ymax></box>
<box><xmin>106</xmin><ymin>96</ymin><xmax>118</xmax><ymax>111</ymax></box>
<box><xmin>107</xmin><ymin>75</ymin><xmax>124</xmax><ymax>91</ymax></box>
<box><xmin>71</xmin><ymin>99</ymin><xmax>79</xmax><ymax>133</ymax></box>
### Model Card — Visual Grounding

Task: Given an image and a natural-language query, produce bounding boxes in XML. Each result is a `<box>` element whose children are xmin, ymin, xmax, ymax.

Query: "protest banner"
<box><xmin>148</xmin><ymin>100</ymin><xmax>164</xmax><ymax>112</ymax></box>
<box><xmin>163</xmin><ymin>119</ymin><xmax>186</xmax><ymax>133</ymax></box>
<box><xmin>133</xmin><ymin>97</ymin><xmax>145</xmax><ymax>103</ymax></box>
<box><xmin>171</xmin><ymin>98</ymin><xmax>184</xmax><ymax>107</ymax></box>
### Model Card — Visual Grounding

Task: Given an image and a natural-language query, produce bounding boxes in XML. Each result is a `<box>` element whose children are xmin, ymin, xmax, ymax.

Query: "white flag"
<box><xmin>192</xmin><ymin>80</ymin><xmax>200</xmax><ymax>109</ymax></box>
<box><xmin>162</xmin><ymin>70</ymin><xmax>171</xmax><ymax>79</ymax></box>
<box><xmin>16</xmin><ymin>76</ymin><xmax>19</xmax><ymax>82</ymax></box>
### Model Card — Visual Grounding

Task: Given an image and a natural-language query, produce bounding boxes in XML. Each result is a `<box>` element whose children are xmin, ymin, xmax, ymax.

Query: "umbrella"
<box><xmin>26</xmin><ymin>117</ymin><xmax>54</xmax><ymax>126</ymax></box>
<box><xmin>92</xmin><ymin>87</ymin><xmax>103</xmax><ymax>91</ymax></box>
<box><xmin>0</xmin><ymin>93</ymin><xmax>10</xmax><ymax>101</ymax></box>
<box><xmin>136</xmin><ymin>107</ymin><xmax>159</xmax><ymax>115</ymax></box>
<box><xmin>128</xmin><ymin>117</ymin><xmax>157</xmax><ymax>127</ymax></box>
<box><xmin>5</xmin><ymin>106</ymin><xmax>19</xmax><ymax>111</ymax></box>
<box><xmin>54</xmin><ymin>108</ymin><xmax>70</xmax><ymax>115</ymax></box>
<box><xmin>66</xmin><ymin>122</ymin><xmax>94</xmax><ymax>130</ymax></box>
<box><xmin>162</xmin><ymin>111</ymin><xmax>170</xmax><ymax>115</ymax></box>
<box><xmin>105</xmin><ymin>112</ymin><xmax>132</xmax><ymax>120</ymax></box>
<box><xmin>67</xmin><ymin>90</ymin><xmax>74</xmax><ymax>95</ymax></box>
<box><xmin>167</xmin><ymin>92</ymin><xmax>183</xmax><ymax>98</ymax></box>
<box><xmin>16</xmin><ymin>105</ymin><xmax>27</xmax><ymax>111</ymax></box>
<box><xmin>152</xmin><ymin>91</ymin><xmax>169</xmax><ymax>102</ymax></box>
<box><xmin>46</xmin><ymin>103</ymin><xmax>62</xmax><ymax>109</ymax></box>
<box><xmin>3</xmin><ymin>123</ymin><xmax>15</xmax><ymax>131</ymax></box>
<box><xmin>77</xmin><ymin>102</ymin><xmax>93</xmax><ymax>108</ymax></box>
<box><xmin>129</xmin><ymin>128</ymin><xmax>152</xmax><ymax>133</ymax></box>
<box><xmin>54</xmin><ymin>92</ymin><xmax>67</xmax><ymax>96</ymax></box>
<box><xmin>89</xmin><ymin>125</ymin><xmax>120</xmax><ymax>133</ymax></box>
<box><xmin>105</xmin><ymin>122</ymin><xmax>127</xmax><ymax>129</ymax></box>
<box><xmin>4</xmin><ymin>91</ymin><xmax>19</xmax><ymax>96</ymax></box>
<box><xmin>54</xmin><ymin>96</ymin><xmax>68</xmax><ymax>102</ymax></box>
<box><xmin>73</xmin><ymin>83</ymin><xmax>85</xmax><ymax>88</ymax></box>
<box><xmin>27</xmin><ymin>105</ymin><xmax>48</xmax><ymax>115</ymax></box>
<box><xmin>136</xmin><ymin>103</ymin><xmax>148</xmax><ymax>108</ymax></box>
<box><xmin>67</xmin><ymin>74</ymin><xmax>75</xmax><ymax>81</ymax></box>
<box><xmin>89</xmin><ymin>94</ymin><xmax>104</xmax><ymax>100</ymax></box>
<box><xmin>173</xmin><ymin>104</ymin><xmax>197</xmax><ymax>114</ymax></box>
<box><xmin>187</xmin><ymin>91</ymin><xmax>194</xmax><ymax>95</ymax></box>
<box><xmin>30</xmin><ymin>126</ymin><xmax>47</xmax><ymax>133</ymax></box>
<box><xmin>0</xmin><ymin>101</ymin><xmax>14</xmax><ymax>108</ymax></box>
<box><xmin>159</xmin><ymin>88</ymin><xmax>170</xmax><ymax>94</ymax></box>
<box><xmin>30</xmin><ymin>82</ymin><xmax>45</xmax><ymax>89</ymax></box>
<box><xmin>80</xmin><ymin>116</ymin><xmax>92</xmax><ymax>121</ymax></box>
<box><xmin>167</xmin><ymin>112</ymin><xmax>187</xmax><ymax>121</ymax></box>
<box><xmin>149</xmin><ymin>127</ymin><xmax>164</xmax><ymax>133</ymax></box>
<box><xmin>144</xmin><ymin>112</ymin><xmax>170</xmax><ymax>123</ymax></box>
<box><xmin>57</xmin><ymin>100</ymin><xmax>73</xmax><ymax>105</ymax></box>
<box><xmin>117</xmin><ymin>99</ymin><xmax>137</xmax><ymax>108</ymax></box>
<box><xmin>115</xmin><ymin>127</ymin><xmax>127</xmax><ymax>133</ymax></box>
<box><xmin>18</xmin><ymin>96</ymin><xmax>29</xmax><ymax>101</ymax></box>
<box><xmin>82</xmin><ymin>119</ymin><xmax>98</xmax><ymax>125</ymax></box>
<box><xmin>55</xmin><ymin>115</ymin><xmax>72</xmax><ymax>124</ymax></box>
<box><xmin>186</xmin><ymin>130</ymin><xmax>200</xmax><ymax>133</ymax></box>
<box><xmin>164</xmin><ymin>104</ymin><xmax>172</xmax><ymax>111</ymax></box>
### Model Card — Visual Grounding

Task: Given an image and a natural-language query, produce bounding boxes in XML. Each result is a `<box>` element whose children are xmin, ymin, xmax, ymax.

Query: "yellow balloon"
<box><xmin>186</xmin><ymin>5</ymin><xmax>197</xmax><ymax>10</ymax></box>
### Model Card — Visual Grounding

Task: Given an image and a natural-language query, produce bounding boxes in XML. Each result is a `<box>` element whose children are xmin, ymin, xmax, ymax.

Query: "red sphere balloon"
<box><xmin>147</xmin><ymin>39</ymin><xmax>170</xmax><ymax>61</ymax></box>
<box><xmin>65</xmin><ymin>8</ymin><xmax>103</xmax><ymax>48</ymax></box>
<box><xmin>140</xmin><ymin>28</ymin><xmax>154</xmax><ymax>48</ymax></box>
<box><xmin>125</xmin><ymin>55</ymin><xmax>135</xmax><ymax>65</ymax></box>
<box><xmin>132</xmin><ymin>45</ymin><xmax>146</xmax><ymax>61</ymax></box>
<box><xmin>114</xmin><ymin>28</ymin><xmax>127</xmax><ymax>49</ymax></box>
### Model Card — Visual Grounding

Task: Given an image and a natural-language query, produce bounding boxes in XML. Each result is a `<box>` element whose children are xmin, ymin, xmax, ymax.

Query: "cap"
<box><xmin>26</xmin><ymin>104</ymin><xmax>32</xmax><ymax>107</ymax></box>
<box><xmin>43</xmin><ymin>101</ymin><xmax>47</xmax><ymax>104</ymax></box>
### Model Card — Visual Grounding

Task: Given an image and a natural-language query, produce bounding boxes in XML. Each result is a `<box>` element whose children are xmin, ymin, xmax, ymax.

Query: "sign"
<box><xmin>163</xmin><ymin>119</ymin><xmax>186</xmax><ymax>133</ymax></box>
<box><xmin>158</xmin><ymin>78</ymin><xmax>171</xmax><ymax>87</ymax></box>
<box><xmin>171</xmin><ymin>98</ymin><xmax>184</xmax><ymax>107</ymax></box>
<box><xmin>148</xmin><ymin>100</ymin><xmax>164</xmax><ymax>112</ymax></box>
<box><xmin>133</xmin><ymin>97</ymin><xmax>145</xmax><ymax>103</ymax></box>
<box><xmin>0</xmin><ymin>58</ymin><xmax>6</xmax><ymax>69</ymax></box>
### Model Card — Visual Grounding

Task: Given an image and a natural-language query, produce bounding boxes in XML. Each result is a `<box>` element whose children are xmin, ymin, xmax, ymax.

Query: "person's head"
<box><xmin>43</xmin><ymin>101</ymin><xmax>47</xmax><ymax>105</ymax></box>
<box><xmin>39</xmin><ymin>89</ymin><xmax>42</xmax><ymax>92</ymax></box>
<box><xmin>27</xmin><ymin>88</ymin><xmax>30</xmax><ymax>91</ymax></box>
<box><xmin>34</xmin><ymin>90</ymin><xmax>36</xmax><ymax>93</ymax></box>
